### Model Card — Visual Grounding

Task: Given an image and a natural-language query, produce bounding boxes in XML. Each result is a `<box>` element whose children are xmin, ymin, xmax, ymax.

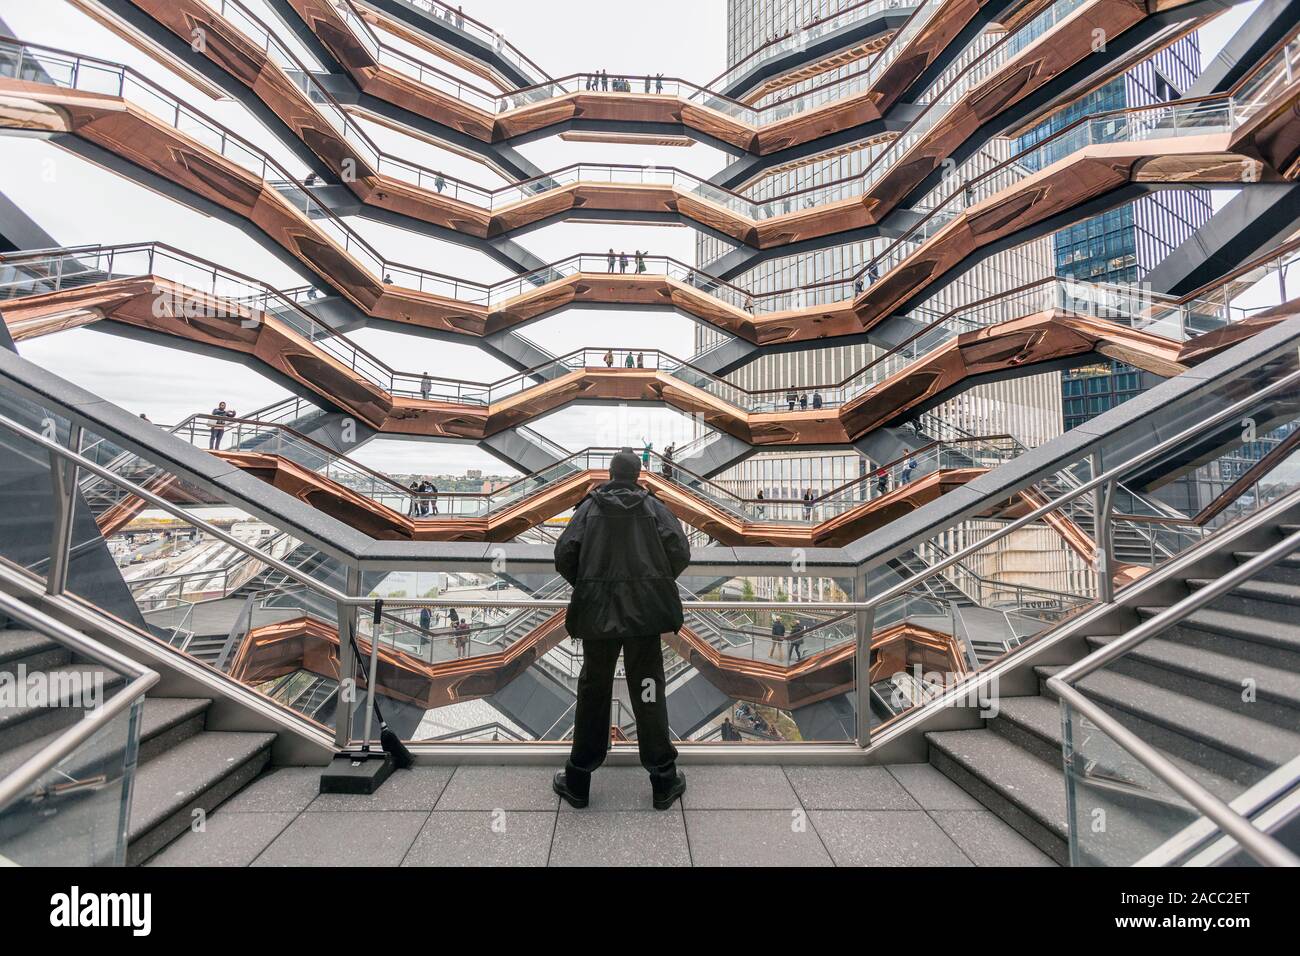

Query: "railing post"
<box><xmin>1092</xmin><ymin>452</ymin><xmax>1116</xmax><ymax>604</ymax></box>
<box><xmin>334</xmin><ymin>565</ymin><xmax>362</xmax><ymax>750</ymax></box>
<box><xmin>853</xmin><ymin>567</ymin><xmax>874</xmax><ymax>747</ymax></box>
<box><xmin>46</xmin><ymin>423</ymin><xmax>83</xmax><ymax>596</ymax></box>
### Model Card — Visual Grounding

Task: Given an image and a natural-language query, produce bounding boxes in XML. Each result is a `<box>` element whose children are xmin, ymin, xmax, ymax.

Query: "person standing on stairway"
<box><xmin>552</xmin><ymin>448</ymin><xmax>690</xmax><ymax>810</ymax></box>
<box><xmin>208</xmin><ymin>401</ymin><xmax>236</xmax><ymax>450</ymax></box>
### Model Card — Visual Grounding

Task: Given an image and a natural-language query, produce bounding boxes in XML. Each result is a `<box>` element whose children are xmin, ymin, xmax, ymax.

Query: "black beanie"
<box><xmin>609</xmin><ymin>448</ymin><xmax>641</xmax><ymax>481</ymax></box>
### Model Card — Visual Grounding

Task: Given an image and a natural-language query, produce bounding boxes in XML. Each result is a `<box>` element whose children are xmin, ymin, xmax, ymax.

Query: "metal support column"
<box><xmin>46</xmin><ymin>422</ymin><xmax>82</xmax><ymax>596</ymax></box>
<box><xmin>853</xmin><ymin>566</ymin><xmax>875</xmax><ymax>747</ymax></box>
<box><xmin>333</xmin><ymin>565</ymin><xmax>362</xmax><ymax>750</ymax></box>
<box><xmin>1092</xmin><ymin>452</ymin><xmax>1116</xmax><ymax>604</ymax></box>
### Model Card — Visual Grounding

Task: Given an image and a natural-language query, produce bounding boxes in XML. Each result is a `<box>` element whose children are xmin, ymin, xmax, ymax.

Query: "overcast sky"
<box><xmin>0</xmin><ymin>1</ymin><xmax>1259</xmax><ymax>476</ymax></box>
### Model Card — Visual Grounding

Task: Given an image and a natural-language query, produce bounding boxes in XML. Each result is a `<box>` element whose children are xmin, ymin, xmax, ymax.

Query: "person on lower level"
<box><xmin>769</xmin><ymin>615</ymin><xmax>786</xmax><ymax>661</ymax></box>
<box><xmin>552</xmin><ymin>448</ymin><xmax>690</xmax><ymax>811</ymax></box>
<box><xmin>788</xmin><ymin>621</ymin><xmax>806</xmax><ymax>662</ymax></box>
<box><xmin>900</xmin><ymin>457</ymin><xmax>918</xmax><ymax>486</ymax></box>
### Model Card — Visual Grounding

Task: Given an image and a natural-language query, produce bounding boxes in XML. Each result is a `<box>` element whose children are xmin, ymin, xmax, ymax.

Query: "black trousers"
<box><xmin>565</xmin><ymin>636</ymin><xmax>678</xmax><ymax>796</ymax></box>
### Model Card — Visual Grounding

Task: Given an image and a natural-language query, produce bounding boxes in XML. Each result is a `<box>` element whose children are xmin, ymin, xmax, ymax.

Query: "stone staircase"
<box><xmin>0</xmin><ymin>624</ymin><xmax>277</xmax><ymax>865</ymax></box>
<box><xmin>923</xmin><ymin>524</ymin><xmax>1300</xmax><ymax>865</ymax></box>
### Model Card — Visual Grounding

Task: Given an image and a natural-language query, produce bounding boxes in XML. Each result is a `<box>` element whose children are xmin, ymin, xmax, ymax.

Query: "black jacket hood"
<box><xmin>590</xmin><ymin>480</ymin><xmax>650</xmax><ymax>512</ymax></box>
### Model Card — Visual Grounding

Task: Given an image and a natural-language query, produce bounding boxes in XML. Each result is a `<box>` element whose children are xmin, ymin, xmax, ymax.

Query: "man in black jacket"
<box><xmin>552</xmin><ymin>449</ymin><xmax>690</xmax><ymax>810</ymax></box>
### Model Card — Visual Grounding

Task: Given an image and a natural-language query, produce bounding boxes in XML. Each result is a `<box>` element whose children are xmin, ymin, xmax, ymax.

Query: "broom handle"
<box><xmin>360</xmin><ymin>600</ymin><xmax>383</xmax><ymax>747</ymax></box>
<box><xmin>346</xmin><ymin>632</ymin><xmax>387</xmax><ymax>725</ymax></box>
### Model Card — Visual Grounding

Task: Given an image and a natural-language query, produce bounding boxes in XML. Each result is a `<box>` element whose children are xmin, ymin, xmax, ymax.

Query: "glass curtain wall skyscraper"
<box><xmin>1014</xmin><ymin>36</ymin><xmax>1214</xmax><ymax>430</ymax></box>
<box><xmin>699</xmin><ymin>0</ymin><xmax>1071</xmax><ymax>601</ymax></box>
<box><xmin>699</xmin><ymin>1</ymin><xmax>1064</xmax><ymax>511</ymax></box>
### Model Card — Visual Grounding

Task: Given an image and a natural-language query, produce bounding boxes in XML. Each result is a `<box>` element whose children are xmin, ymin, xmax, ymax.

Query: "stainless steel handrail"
<box><xmin>1138</xmin><ymin>752</ymin><xmax>1300</xmax><ymax>866</ymax></box>
<box><xmin>6</xmin><ymin>362</ymin><xmax>1300</xmax><ymax>617</ymax></box>
<box><xmin>0</xmin><ymin>583</ymin><xmax>159</xmax><ymax>813</ymax></box>
<box><xmin>3</xmin><ymin>353</ymin><xmax>1300</xmax><ymax>751</ymax></box>
<box><xmin>1046</xmin><ymin>525</ymin><xmax>1300</xmax><ymax>868</ymax></box>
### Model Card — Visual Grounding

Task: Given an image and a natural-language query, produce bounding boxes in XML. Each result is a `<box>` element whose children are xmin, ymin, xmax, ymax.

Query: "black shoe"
<box><xmin>552</xmin><ymin>771</ymin><xmax>588</xmax><ymax>809</ymax></box>
<box><xmin>652</xmin><ymin>771</ymin><xmax>686</xmax><ymax>811</ymax></box>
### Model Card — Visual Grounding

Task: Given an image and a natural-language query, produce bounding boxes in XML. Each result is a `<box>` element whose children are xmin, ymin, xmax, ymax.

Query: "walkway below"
<box><xmin>147</xmin><ymin>764</ymin><xmax>1056</xmax><ymax>866</ymax></box>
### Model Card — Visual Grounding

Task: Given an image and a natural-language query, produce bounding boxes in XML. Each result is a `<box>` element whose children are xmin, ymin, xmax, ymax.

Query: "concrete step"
<box><xmin>126</xmin><ymin>729</ymin><xmax>276</xmax><ymax>865</ymax></box>
<box><xmin>1188</xmin><ymin>573</ymin><xmax>1300</xmax><ymax>611</ymax></box>
<box><xmin>1087</xmin><ymin>633</ymin><xmax>1300</xmax><ymax>715</ymax></box>
<box><xmin>0</xmin><ymin>629</ymin><xmax>71</xmax><ymax>677</ymax></box>
<box><xmin>991</xmin><ymin>693</ymin><xmax>1242</xmax><ymax>803</ymax></box>
<box><xmin>930</xmin><ymin>709</ymin><xmax>1208</xmax><ymax>867</ymax></box>
<box><xmin>134</xmin><ymin>698</ymin><xmax>212</xmax><ymax>764</ymax></box>
<box><xmin>1229</xmin><ymin>551</ymin><xmax>1300</xmax><ymax>586</ymax></box>
<box><xmin>1037</xmin><ymin>665</ymin><xmax>1300</xmax><ymax>784</ymax></box>
<box><xmin>1184</xmin><ymin>576</ymin><xmax>1300</xmax><ymax>637</ymax></box>
<box><xmin>0</xmin><ymin>697</ymin><xmax>210</xmax><ymax>781</ymax></box>
<box><xmin>983</xmin><ymin>695</ymin><xmax>1065</xmax><ymax>765</ymax></box>
<box><xmin>0</xmin><ymin>727</ymin><xmax>275</xmax><ymax>866</ymax></box>
<box><xmin>0</xmin><ymin>664</ymin><xmax>125</xmax><ymax>753</ymax></box>
<box><xmin>926</xmin><ymin>726</ymin><xmax>1069</xmax><ymax>865</ymax></box>
<box><xmin>1136</xmin><ymin>605</ymin><xmax>1300</xmax><ymax>670</ymax></box>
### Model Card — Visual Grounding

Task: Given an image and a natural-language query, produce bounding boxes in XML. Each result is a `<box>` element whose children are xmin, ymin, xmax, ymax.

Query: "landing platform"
<box><xmin>146</xmin><ymin>763</ymin><xmax>1055</xmax><ymax>866</ymax></box>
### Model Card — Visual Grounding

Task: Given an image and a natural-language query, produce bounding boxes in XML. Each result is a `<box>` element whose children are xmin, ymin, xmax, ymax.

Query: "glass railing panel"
<box><xmin>0</xmin><ymin>394</ymin><xmax>146</xmax><ymax>610</ymax></box>
<box><xmin>505</xmin><ymin>452</ymin><xmax>588</xmax><ymax>501</ymax></box>
<box><xmin>869</xmin><ymin>334</ymin><xmax>1300</xmax><ymax>733</ymax></box>
<box><xmin>677</xmin><ymin>576</ymin><xmax>865</xmax><ymax>742</ymax></box>
<box><xmin>331</xmin><ymin>0</ymin><xmax>500</xmax><ymax>113</ymax></box>
<box><xmin>129</xmin><ymin>532</ymin><xmax>297</xmax><ymax>614</ymax></box>
<box><xmin>1059</xmin><ymin>693</ymin><xmax>1206</xmax><ymax>866</ymax></box>
<box><xmin>644</xmin><ymin>454</ymin><xmax>751</xmax><ymax>518</ymax></box>
<box><xmin>21</xmin><ymin>417</ymin><xmax>344</xmax><ymax>735</ymax></box>
<box><xmin>685</xmin><ymin>607</ymin><xmax>859</xmax><ymax>661</ymax></box>
<box><xmin>1097</xmin><ymin>313</ymin><xmax>1300</xmax><ymax>539</ymax></box>
<box><xmin>322</xmin><ymin>573</ymin><xmax>869</xmax><ymax>744</ymax></box>
<box><xmin>870</xmin><ymin>516</ymin><xmax>1096</xmax><ymax>729</ymax></box>
<box><xmin>1233</xmin><ymin>28</ymin><xmax>1300</xmax><ymax>120</ymax></box>
<box><xmin>0</xmin><ymin>693</ymin><xmax>142</xmax><ymax>866</ymax></box>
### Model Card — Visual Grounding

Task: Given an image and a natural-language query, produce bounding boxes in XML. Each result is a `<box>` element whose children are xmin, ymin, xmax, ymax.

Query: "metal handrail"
<box><xmin>10</xmin><ymin>16</ymin><xmax>1280</xmax><ymax>255</ymax></box>
<box><xmin>1046</xmin><ymin>524</ymin><xmax>1300</xmax><ymax>867</ymax></box>
<box><xmin>1148</xmin><ymin>753</ymin><xmax>1300</xmax><ymax>866</ymax></box>
<box><xmin>0</xmin><ymin>31</ymin><xmax>898</xmax><ymax>219</ymax></box>
<box><xmin>918</xmin><ymin>413</ymin><xmax>1193</xmax><ymax>561</ymax></box>
<box><xmin>2</xmin><ymin>334</ymin><xmax>1298</xmax><ymax>756</ymax></box>
<box><xmin>6</xmin><ymin>362</ymin><xmax>1300</xmax><ymax>617</ymax></box>
<box><xmin>304</xmin><ymin>0</ymin><xmax>903</xmax><ymax>121</ymax></box>
<box><xmin>913</xmin><ymin>539</ymin><xmax>1087</xmax><ymax>606</ymax></box>
<box><xmin>0</xmin><ymin>584</ymin><xmax>159</xmax><ymax>812</ymax></box>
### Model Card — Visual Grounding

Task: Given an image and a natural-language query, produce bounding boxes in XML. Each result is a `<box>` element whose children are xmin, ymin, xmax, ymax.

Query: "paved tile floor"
<box><xmin>147</xmin><ymin>764</ymin><xmax>1056</xmax><ymax>867</ymax></box>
